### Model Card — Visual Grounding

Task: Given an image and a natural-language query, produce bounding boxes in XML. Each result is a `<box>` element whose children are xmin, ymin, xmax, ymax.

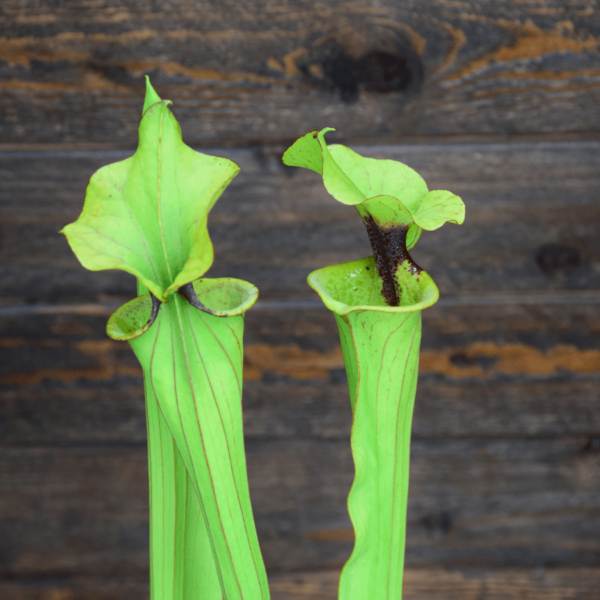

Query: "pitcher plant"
<box><xmin>62</xmin><ymin>78</ymin><xmax>270</xmax><ymax>600</ymax></box>
<box><xmin>283</xmin><ymin>128</ymin><xmax>465</xmax><ymax>599</ymax></box>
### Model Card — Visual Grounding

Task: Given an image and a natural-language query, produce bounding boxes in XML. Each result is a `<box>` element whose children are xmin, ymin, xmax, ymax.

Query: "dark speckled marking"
<box><xmin>177</xmin><ymin>282</ymin><xmax>218</xmax><ymax>315</ymax></box>
<box><xmin>362</xmin><ymin>216</ymin><xmax>422</xmax><ymax>307</ymax></box>
<box><xmin>148</xmin><ymin>293</ymin><xmax>162</xmax><ymax>326</ymax></box>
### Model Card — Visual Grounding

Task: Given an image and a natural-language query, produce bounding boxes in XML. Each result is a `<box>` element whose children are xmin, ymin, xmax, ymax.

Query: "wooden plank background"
<box><xmin>1</xmin><ymin>1</ymin><xmax>599</xmax><ymax>598</ymax></box>
<box><xmin>1</xmin><ymin>0</ymin><xmax>600</xmax><ymax>147</ymax></box>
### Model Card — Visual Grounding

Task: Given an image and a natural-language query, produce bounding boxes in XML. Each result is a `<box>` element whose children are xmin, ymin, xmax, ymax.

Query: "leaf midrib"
<box><xmin>157</xmin><ymin>103</ymin><xmax>174</xmax><ymax>285</ymax></box>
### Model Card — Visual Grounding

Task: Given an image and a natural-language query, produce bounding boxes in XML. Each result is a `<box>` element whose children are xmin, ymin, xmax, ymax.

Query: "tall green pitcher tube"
<box><xmin>308</xmin><ymin>257</ymin><xmax>438</xmax><ymax>599</ymax></box>
<box><xmin>62</xmin><ymin>78</ymin><xmax>270</xmax><ymax>600</ymax></box>
<box><xmin>283</xmin><ymin>128</ymin><xmax>465</xmax><ymax>598</ymax></box>
<box><xmin>126</xmin><ymin>278</ymin><xmax>267</xmax><ymax>600</ymax></box>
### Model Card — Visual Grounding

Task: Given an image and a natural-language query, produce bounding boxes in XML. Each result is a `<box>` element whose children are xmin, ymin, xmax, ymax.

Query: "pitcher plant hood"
<box><xmin>61</xmin><ymin>77</ymin><xmax>240</xmax><ymax>304</ymax></box>
<box><xmin>284</xmin><ymin>128</ymin><xmax>465</xmax><ymax>308</ymax></box>
<box><xmin>60</xmin><ymin>77</ymin><xmax>253</xmax><ymax>340</ymax></box>
<box><xmin>61</xmin><ymin>78</ymin><xmax>268</xmax><ymax>600</ymax></box>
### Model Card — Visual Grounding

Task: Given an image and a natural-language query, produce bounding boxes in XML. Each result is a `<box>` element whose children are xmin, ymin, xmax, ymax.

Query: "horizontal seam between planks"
<box><xmin>0</xmin><ymin>140</ymin><xmax>600</xmax><ymax>161</ymax></box>
<box><xmin>2</xmin><ymin>291</ymin><xmax>600</xmax><ymax>316</ymax></box>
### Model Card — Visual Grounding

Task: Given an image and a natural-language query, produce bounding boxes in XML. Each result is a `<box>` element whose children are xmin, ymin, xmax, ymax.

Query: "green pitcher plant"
<box><xmin>283</xmin><ymin>129</ymin><xmax>465</xmax><ymax>599</ymax></box>
<box><xmin>62</xmin><ymin>78</ymin><xmax>270</xmax><ymax>600</ymax></box>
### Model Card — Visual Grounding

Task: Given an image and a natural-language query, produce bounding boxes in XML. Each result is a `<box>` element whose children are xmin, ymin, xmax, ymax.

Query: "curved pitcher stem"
<box><xmin>145</xmin><ymin>377</ymin><xmax>222</xmax><ymax>600</ymax></box>
<box><xmin>307</xmin><ymin>255</ymin><xmax>436</xmax><ymax>600</ymax></box>
<box><xmin>335</xmin><ymin>310</ymin><xmax>422</xmax><ymax>600</ymax></box>
<box><xmin>130</xmin><ymin>281</ymin><xmax>269</xmax><ymax>600</ymax></box>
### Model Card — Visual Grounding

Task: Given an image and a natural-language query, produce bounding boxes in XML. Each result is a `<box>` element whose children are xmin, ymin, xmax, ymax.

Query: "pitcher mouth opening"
<box><xmin>106</xmin><ymin>277</ymin><xmax>258</xmax><ymax>341</ymax></box>
<box><xmin>307</xmin><ymin>255</ymin><xmax>439</xmax><ymax>316</ymax></box>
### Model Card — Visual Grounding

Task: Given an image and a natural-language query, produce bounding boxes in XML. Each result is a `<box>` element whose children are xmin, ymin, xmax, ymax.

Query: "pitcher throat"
<box><xmin>361</xmin><ymin>216</ymin><xmax>422</xmax><ymax>307</ymax></box>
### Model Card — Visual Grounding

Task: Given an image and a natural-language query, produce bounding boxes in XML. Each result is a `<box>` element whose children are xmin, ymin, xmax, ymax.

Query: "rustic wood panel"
<box><xmin>251</xmin><ymin>437</ymin><xmax>600</xmax><ymax>571</ymax></box>
<box><xmin>0</xmin><ymin>579</ymin><xmax>151</xmax><ymax>600</ymax></box>
<box><xmin>0</xmin><ymin>301</ymin><xmax>599</xmax><ymax>445</ymax></box>
<box><xmin>1</xmin><ymin>141</ymin><xmax>599</xmax><ymax>303</ymax></box>
<box><xmin>3</xmin><ymin>376</ymin><xmax>600</xmax><ymax>446</ymax></box>
<box><xmin>2</xmin><ymin>568</ymin><xmax>600</xmax><ymax>600</ymax></box>
<box><xmin>1</xmin><ymin>38</ymin><xmax>599</xmax><ymax>592</ymax></box>
<box><xmin>2</xmin><ymin>569</ymin><xmax>600</xmax><ymax>600</ymax></box>
<box><xmin>1</xmin><ymin>307</ymin><xmax>599</xmax><ymax>574</ymax></box>
<box><xmin>1</xmin><ymin>1</ymin><xmax>599</xmax><ymax>145</ymax></box>
<box><xmin>1</xmin><ymin>437</ymin><xmax>599</xmax><ymax>577</ymax></box>
<box><xmin>268</xmin><ymin>569</ymin><xmax>600</xmax><ymax>600</ymax></box>
<box><xmin>2</xmin><ymin>301</ymin><xmax>598</xmax><ymax>383</ymax></box>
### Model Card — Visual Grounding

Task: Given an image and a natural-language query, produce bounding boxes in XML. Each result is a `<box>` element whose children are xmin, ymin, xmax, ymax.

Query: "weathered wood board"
<box><xmin>1</xmin><ymin>140</ymin><xmax>599</xmax><ymax>303</ymax></box>
<box><xmin>3</xmin><ymin>376</ymin><xmax>600</xmax><ymax>445</ymax></box>
<box><xmin>2</xmin><ymin>302</ymin><xmax>600</xmax><ymax>439</ymax></box>
<box><xmin>2</xmin><ymin>2</ymin><xmax>600</xmax><ymax>591</ymax></box>
<box><xmin>2</xmin><ymin>135</ymin><xmax>600</xmax><ymax>596</ymax></box>
<box><xmin>1</xmin><ymin>438</ymin><xmax>599</xmax><ymax>575</ymax></box>
<box><xmin>1</xmin><ymin>0</ymin><xmax>599</xmax><ymax>145</ymax></box>
<box><xmin>0</xmin><ymin>301</ymin><xmax>599</xmax><ymax>581</ymax></box>
<box><xmin>2</xmin><ymin>569</ymin><xmax>600</xmax><ymax>600</ymax></box>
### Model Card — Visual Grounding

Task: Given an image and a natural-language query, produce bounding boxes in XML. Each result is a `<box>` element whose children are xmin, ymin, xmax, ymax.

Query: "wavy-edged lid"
<box><xmin>61</xmin><ymin>77</ymin><xmax>240</xmax><ymax>303</ymax></box>
<box><xmin>308</xmin><ymin>256</ymin><xmax>439</xmax><ymax>316</ymax></box>
<box><xmin>189</xmin><ymin>277</ymin><xmax>259</xmax><ymax>317</ymax></box>
<box><xmin>107</xmin><ymin>277</ymin><xmax>258</xmax><ymax>340</ymax></box>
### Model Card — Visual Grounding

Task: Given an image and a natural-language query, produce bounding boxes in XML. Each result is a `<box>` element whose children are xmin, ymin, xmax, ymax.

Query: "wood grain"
<box><xmin>1</xmin><ymin>298</ymin><xmax>598</xmax><ymax>581</ymax></box>
<box><xmin>270</xmin><ymin>568</ymin><xmax>600</xmax><ymax>600</ymax></box>
<box><xmin>0</xmin><ymin>1</ymin><xmax>599</xmax><ymax>145</ymax></box>
<box><xmin>0</xmin><ymin>438</ymin><xmax>598</xmax><ymax>576</ymax></box>
<box><xmin>2</xmin><ymin>569</ymin><xmax>599</xmax><ymax>600</ymax></box>
<box><xmin>2</xmin><ymin>301</ymin><xmax>599</xmax><ymax>383</ymax></box>
<box><xmin>1</xmin><ymin>18</ymin><xmax>599</xmax><ymax>590</ymax></box>
<box><xmin>1</xmin><ymin>141</ymin><xmax>599</xmax><ymax>302</ymax></box>
<box><xmin>1</xmin><ymin>301</ymin><xmax>598</xmax><ymax>447</ymax></box>
<box><xmin>3</xmin><ymin>375</ymin><xmax>600</xmax><ymax>447</ymax></box>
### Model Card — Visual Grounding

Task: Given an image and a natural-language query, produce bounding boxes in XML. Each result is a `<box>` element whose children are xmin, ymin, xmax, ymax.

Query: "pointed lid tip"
<box><xmin>142</xmin><ymin>76</ymin><xmax>162</xmax><ymax>114</ymax></box>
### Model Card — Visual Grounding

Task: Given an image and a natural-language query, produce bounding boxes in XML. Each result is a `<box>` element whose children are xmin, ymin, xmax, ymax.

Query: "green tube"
<box><xmin>61</xmin><ymin>78</ymin><xmax>270</xmax><ymax>600</ymax></box>
<box><xmin>144</xmin><ymin>369</ymin><xmax>221</xmax><ymax>600</ymax></box>
<box><xmin>127</xmin><ymin>280</ymin><xmax>267</xmax><ymax>600</ymax></box>
<box><xmin>308</xmin><ymin>257</ymin><xmax>438</xmax><ymax>599</ymax></box>
<box><xmin>283</xmin><ymin>128</ymin><xmax>465</xmax><ymax>598</ymax></box>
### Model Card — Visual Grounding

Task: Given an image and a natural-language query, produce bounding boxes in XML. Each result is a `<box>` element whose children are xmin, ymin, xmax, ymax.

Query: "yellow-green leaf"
<box><xmin>413</xmin><ymin>189</ymin><xmax>466</xmax><ymax>231</ymax></box>
<box><xmin>61</xmin><ymin>78</ymin><xmax>240</xmax><ymax>301</ymax></box>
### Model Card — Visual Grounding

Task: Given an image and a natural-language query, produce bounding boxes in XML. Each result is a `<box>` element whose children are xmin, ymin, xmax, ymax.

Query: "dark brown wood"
<box><xmin>1</xmin><ymin>302</ymin><xmax>599</xmax><ymax>445</ymax></box>
<box><xmin>1</xmin><ymin>141</ymin><xmax>599</xmax><ymax>303</ymax></box>
<box><xmin>269</xmin><ymin>569</ymin><xmax>600</xmax><ymax>600</ymax></box>
<box><xmin>0</xmin><ymin>447</ymin><xmax>149</xmax><ymax>577</ymax></box>
<box><xmin>0</xmin><ymin>1</ymin><xmax>599</xmax><ymax>145</ymax></box>
<box><xmin>1</xmin><ymin>264</ymin><xmax>598</xmax><ymax>589</ymax></box>
<box><xmin>0</xmin><ymin>580</ymin><xmax>150</xmax><ymax>600</ymax></box>
<box><xmin>0</xmin><ymin>437</ymin><xmax>598</xmax><ymax>576</ymax></box>
<box><xmin>1</xmin><ymin>10</ymin><xmax>599</xmax><ymax>588</ymax></box>
<box><xmin>4</xmin><ymin>376</ymin><xmax>600</xmax><ymax>446</ymax></box>
<box><xmin>2</xmin><ymin>569</ymin><xmax>600</xmax><ymax>600</ymax></box>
